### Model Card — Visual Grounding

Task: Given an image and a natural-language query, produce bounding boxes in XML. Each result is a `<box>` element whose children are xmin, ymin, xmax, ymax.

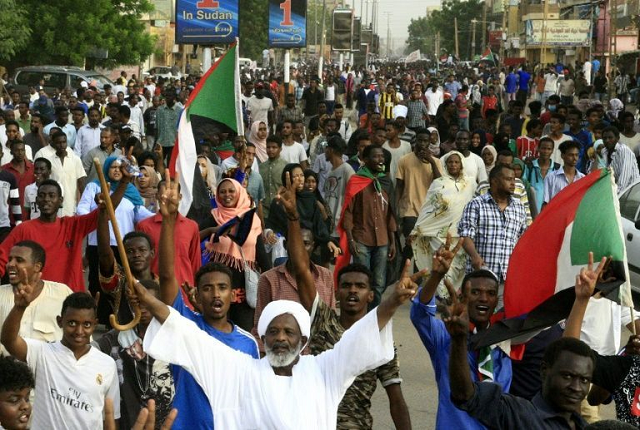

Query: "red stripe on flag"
<box><xmin>504</xmin><ymin>169</ymin><xmax>604</xmax><ymax>318</ymax></box>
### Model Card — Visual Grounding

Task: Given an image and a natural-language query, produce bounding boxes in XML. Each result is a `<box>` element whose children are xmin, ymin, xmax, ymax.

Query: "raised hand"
<box><xmin>13</xmin><ymin>268</ymin><xmax>41</xmax><ymax>309</ymax></box>
<box><xmin>327</xmin><ymin>241</ymin><xmax>342</xmax><ymax>258</ymax></box>
<box><xmin>442</xmin><ymin>280</ymin><xmax>470</xmax><ymax>338</ymax></box>
<box><xmin>574</xmin><ymin>252</ymin><xmax>607</xmax><ymax>300</ymax></box>
<box><xmin>159</xmin><ymin>170</ymin><xmax>180</xmax><ymax>217</ymax></box>
<box><xmin>276</xmin><ymin>171</ymin><xmax>298</xmax><ymax>217</ymax></box>
<box><xmin>432</xmin><ymin>233</ymin><xmax>464</xmax><ymax>276</ymax></box>
<box><xmin>388</xmin><ymin>259</ymin><xmax>426</xmax><ymax>307</ymax></box>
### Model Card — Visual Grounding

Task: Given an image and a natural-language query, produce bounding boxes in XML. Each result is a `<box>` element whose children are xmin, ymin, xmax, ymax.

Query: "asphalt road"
<box><xmin>368</xmin><ymin>298</ymin><xmax>617</xmax><ymax>429</ymax></box>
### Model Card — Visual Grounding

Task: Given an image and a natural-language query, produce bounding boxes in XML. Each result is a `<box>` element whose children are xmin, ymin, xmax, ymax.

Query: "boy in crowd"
<box><xmin>0</xmin><ymin>356</ymin><xmax>34</xmax><ymax>430</ymax></box>
<box><xmin>1</xmin><ymin>291</ymin><xmax>120</xmax><ymax>429</ymax></box>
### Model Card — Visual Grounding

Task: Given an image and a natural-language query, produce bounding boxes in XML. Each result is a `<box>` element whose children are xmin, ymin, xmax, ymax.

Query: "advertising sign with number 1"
<box><xmin>268</xmin><ymin>0</ymin><xmax>307</xmax><ymax>48</ymax></box>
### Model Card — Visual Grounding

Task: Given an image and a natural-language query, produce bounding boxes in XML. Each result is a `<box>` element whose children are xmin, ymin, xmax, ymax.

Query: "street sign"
<box><xmin>332</xmin><ymin>9</ymin><xmax>353</xmax><ymax>51</ymax></box>
<box><xmin>176</xmin><ymin>0</ymin><xmax>239</xmax><ymax>44</ymax></box>
<box><xmin>268</xmin><ymin>0</ymin><xmax>307</xmax><ymax>48</ymax></box>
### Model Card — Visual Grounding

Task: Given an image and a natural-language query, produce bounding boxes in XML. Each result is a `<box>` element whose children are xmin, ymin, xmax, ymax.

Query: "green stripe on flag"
<box><xmin>188</xmin><ymin>45</ymin><xmax>238</xmax><ymax>132</ymax></box>
<box><xmin>570</xmin><ymin>170</ymin><xmax>624</xmax><ymax>264</ymax></box>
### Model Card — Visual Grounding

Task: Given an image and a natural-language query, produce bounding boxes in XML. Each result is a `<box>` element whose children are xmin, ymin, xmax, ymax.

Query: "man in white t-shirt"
<box><xmin>542</xmin><ymin>113</ymin><xmax>573</xmax><ymax>166</ymax></box>
<box><xmin>279</xmin><ymin>119</ymin><xmax>309</xmax><ymax>169</ymax></box>
<box><xmin>247</xmin><ymin>84</ymin><xmax>274</xmax><ymax>129</ymax></box>
<box><xmin>455</xmin><ymin>130</ymin><xmax>487</xmax><ymax>184</ymax></box>
<box><xmin>382</xmin><ymin>121</ymin><xmax>412</xmax><ymax>186</ymax></box>
<box><xmin>1</xmin><ymin>282</ymin><xmax>119</xmax><ymax>429</ymax></box>
<box><xmin>0</xmin><ymin>241</ymin><xmax>73</xmax><ymax>355</ymax></box>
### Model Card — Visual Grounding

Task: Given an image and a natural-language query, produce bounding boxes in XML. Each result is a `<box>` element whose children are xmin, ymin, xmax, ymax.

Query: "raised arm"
<box><xmin>1</xmin><ymin>269</ymin><xmax>41</xmax><ymax>361</ymax></box>
<box><xmin>158</xmin><ymin>171</ymin><xmax>181</xmax><ymax>305</ymax></box>
<box><xmin>419</xmin><ymin>235</ymin><xmax>463</xmax><ymax>304</ymax></box>
<box><xmin>564</xmin><ymin>252</ymin><xmax>606</xmax><ymax>339</ymax></box>
<box><xmin>97</xmin><ymin>197</ymin><xmax>116</xmax><ymax>278</ymax></box>
<box><xmin>276</xmin><ymin>172</ymin><xmax>316</xmax><ymax>311</ymax></box>
<box><xmin>377</xmin><ymin>259</ymin><xmax>423</xmax><ymax>330</ymax></box>
<box><xmin>445</xmin><ymin>294</ymin><xmax>475</xmax><ymax>403</ymax></box>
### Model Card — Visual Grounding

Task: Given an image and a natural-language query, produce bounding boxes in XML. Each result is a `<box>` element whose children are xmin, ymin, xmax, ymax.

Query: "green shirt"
<box><xmin>259</xmin><ymin>156</ymin><xmax>288</xmax><ymax>218</ymax></box>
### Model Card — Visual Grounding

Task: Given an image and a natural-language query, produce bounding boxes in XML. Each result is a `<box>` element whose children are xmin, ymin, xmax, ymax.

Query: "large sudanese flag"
<box><xmin>471</xmin><ymin>168</ymin><xmax>634</xmax><ymax>349</ymax></box>
<box><xmin>169</xmin><ymin>41</ymin><xmax>244</xmax><ymax>216</ymax></box>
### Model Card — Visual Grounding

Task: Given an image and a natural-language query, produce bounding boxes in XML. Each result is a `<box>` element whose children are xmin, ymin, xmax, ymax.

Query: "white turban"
<box><xmin>393</xmin><ymin>105</ymin><xmax>408</xmax><ymax>119</ymax></box>
<box><xmin>257</xmin><ymin>300</ymin><xmax>311</xmax><ymax>338</ymax></box>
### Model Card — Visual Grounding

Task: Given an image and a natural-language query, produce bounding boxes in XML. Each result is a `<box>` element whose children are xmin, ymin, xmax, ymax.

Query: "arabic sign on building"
<box><xmin>525</xmin><ymin>20</ymin><xmax>591</xmax><ymax>47</ymax></box>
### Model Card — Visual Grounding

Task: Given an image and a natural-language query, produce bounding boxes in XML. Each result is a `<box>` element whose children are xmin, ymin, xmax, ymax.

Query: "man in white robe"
<box><xmin>134</xmin><ymin>176</ymin><xmax>418</xmax><ymax>430</ymax></box>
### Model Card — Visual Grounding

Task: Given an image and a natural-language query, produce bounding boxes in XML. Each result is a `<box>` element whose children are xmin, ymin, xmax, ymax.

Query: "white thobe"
<box><xmin>143</xmin><ymin>303</ymin><xmax>394</xmax><ymax>430</ymax></box>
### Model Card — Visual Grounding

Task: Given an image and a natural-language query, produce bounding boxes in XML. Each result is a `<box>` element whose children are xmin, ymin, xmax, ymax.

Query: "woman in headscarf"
<box><xmin>248</xmin><ymin>120</ymin><xmax>269</xmax><ymax>163</ymax></box>
<box><xmin>197</xmin><ymin>155</ymin><xmax>219</xmax><ymax>199</ymax></box>
<box><xmin>470</xmin><ymin>129</ymin><xmax>487</xmax><ymax>157</ymax></box>
<box><xmin>481</xmin><ymin>145</ymin><xmax>497</xmax><ymax>177</ymax></box>
<box><xmin>607</xmin><ymin>98</ymin><xmax>625</xmax><ymax>123</ymax></box>
<box><xmin>426</xmin><ymin>126</ymin><xmax>441</xmax><ymax>157</ymax></box>
<box><xmin>410</xmin><ymin>151</ymin><xmax>476</xmax><ymax>299</ymax></box>
<box><xmin>200</xmin><ymin>178</ymin><xmax>271</xmax><ymax>331</ymax></box>
<box><xmin>266</xmin><ymin>164</ymin><xmax>330</xmax><ymax>264</ymax></box>
<box><xmin>136</xmin><ymin>165</ymin><xmax>159</xmax><ymax>213</ymax></box>
<box><xmin>77</xmin><ymin>156</ymin><xmax>154</xmax><ymax>324</ymax></box>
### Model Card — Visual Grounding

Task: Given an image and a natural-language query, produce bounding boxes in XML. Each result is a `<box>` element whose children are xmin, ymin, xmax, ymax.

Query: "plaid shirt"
<box><xmin>458</xmin><ymin>192</ymin><xmax>528</xmax><ymax>281</ymax></box>
<box><xmin>406</xmin><ymin>99</ymin><xmax>429</xmax><ymax>128</ymax></box>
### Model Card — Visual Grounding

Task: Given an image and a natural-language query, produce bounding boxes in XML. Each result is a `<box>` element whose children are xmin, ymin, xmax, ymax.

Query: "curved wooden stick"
<box><xmin>93</xmin><ymin>158</ymin><xmax>141</xmax><ymax>331</ymax></box>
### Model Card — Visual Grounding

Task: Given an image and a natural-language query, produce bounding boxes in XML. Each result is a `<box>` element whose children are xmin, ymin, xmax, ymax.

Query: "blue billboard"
<box><xmin>176</xmin><ymin>0</ymin><xmax>239</xmax><ymax>44</ymax></box>
<box><xmin>268</xmin><ymin>0</ymin><xmax>307</xmax><ymax>48</ymax></box>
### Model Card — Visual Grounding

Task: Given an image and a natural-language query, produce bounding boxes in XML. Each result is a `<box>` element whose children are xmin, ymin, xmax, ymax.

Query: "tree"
<box><xmin>239</xmin><ymin>0</ymin><xmax>268</xmax><ymax>61</ymax></box>
<box><xmin>8</xmin><ymin>0</ymin><xmax>155</xmax><ymax>68</ymax></box>
<box><xmin>406</xmin><ymin>0</ymin><xmax>485</xmax><ymax>61</ymax></box>
<box><xmin>0</xmin><ymin>0</ymin><xmax>31</xmax><ymax>62</ymax></box>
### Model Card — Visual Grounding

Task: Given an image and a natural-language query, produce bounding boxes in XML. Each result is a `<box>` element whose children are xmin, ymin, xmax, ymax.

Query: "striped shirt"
<box><xmin>0</xmin><ymin>170</ymin><xmax>21</xmax><ymax>227</ymax></box>
<box><xmin>458</xmin><ymin>192</ymin><xmax>528</xmax><ymax>281</ymax></box>
<box><xmin>602</xmin><ymin>142</ymin><xmax>640</xmax><ymax>192</ymax></box>
<box><xmin>542</xmin><ymin>168</ymin><xmax>585</xmax><ymax>204</ymax></box>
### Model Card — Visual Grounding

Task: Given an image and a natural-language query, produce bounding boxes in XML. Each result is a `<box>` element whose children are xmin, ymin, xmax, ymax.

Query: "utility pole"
<box><xmin>541</xmin><ymin>0</ymin><xmax>548</xmax><ymax>65</ymax></box>
<box><xmin>454</xmin><ymin>17</ymin><xmax>460</xmax><ymax>59</ymax></box>
<box><xmin>318</xmin><ymin>0</ymin><xmax>327</xmax><ymax>78</ymax></box>
<box><xmin>436</xmin><ymin>32</ymin><xmax>440</xmax><ymax>72</ymax></box>
<box><xmin>481</xmin><ymin>1</ymin><xmax>487</xmax><ymax>50</ymax></box>
<box><xmin>500</xmin><ymin>0</ymin><xmax>506</xmax><ymax>62</ymax></box>
<box><xmin>609</xmin><ymin>0</ymin><xmax>617</xmax><ymax>100</ymax></box>
<box><xmin>471</xmin><ymin>19</ymin><xmax>477</xmax><ymax>60</ymax></box>
<box><xmin>383</xmin><ymin>12</ymin><xmax>392</xmax><ymax>58</ymax></box>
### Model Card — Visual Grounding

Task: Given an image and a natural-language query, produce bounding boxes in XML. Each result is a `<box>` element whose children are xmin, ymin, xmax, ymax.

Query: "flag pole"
<box><xmin>632</xmin><ymin>307</ymin><xmax>637</xmax><ymax>335</ymax></box>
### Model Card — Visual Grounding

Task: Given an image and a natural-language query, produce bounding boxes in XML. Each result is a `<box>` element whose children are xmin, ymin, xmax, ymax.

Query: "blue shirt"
<box><xmin>445</xmin><ymin>81</ymin><xmax>462</xmax><ymax>99</ymax></box>
<box><xmin>517</xmin><ymin>71</ymin><xmax>531</xmax><ymax>92</ymax></box>
<box><xmin>505</xmin><ymin>73</ymin><xmax>518</xmax><ymax>93</ymax></box>
<box><xmin>171</xmin><ymin>293</ymin><xmax>259</xmax><ymax>429</ymax></box>
<box><xmin>410</xmin><ymin>294</ymin><xmax>512</xmax><ymax>430</ymax></box>
<box><xmin>564</xmin><ymin>129</ymin><xmax>593</xmax><ymax>173</ymax></box>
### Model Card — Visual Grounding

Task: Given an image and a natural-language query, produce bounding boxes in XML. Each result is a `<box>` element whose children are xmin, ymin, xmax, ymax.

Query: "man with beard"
<box><xmin>336</xmin><ymin>145</ymin><xmax>397</xmax><ymax>309</ymax></box>
<box><xmin>22</xmin><ymin>114</ymin><xmax>48</xmax><ymax>155</ymax></box>
<box><xmin>130</xmin><ymin>171</ymin><xmax>412</xmax><ymax>430</ymax></box>
<box><xmin>152</xmin><ymin>174</ymin><xmax>258</xmax><ymax>430</ymax></box>
<box><xmin>411</xmin><ymin>237</ymin><xmax>512</xmax><ymax>429</ymax></box>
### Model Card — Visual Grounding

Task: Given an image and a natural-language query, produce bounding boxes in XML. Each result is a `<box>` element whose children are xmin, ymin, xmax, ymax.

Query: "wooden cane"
<box><xmin>93</xmin><ymin>158</ymin><xmax>141</xmax><ymax>331</ymax></box>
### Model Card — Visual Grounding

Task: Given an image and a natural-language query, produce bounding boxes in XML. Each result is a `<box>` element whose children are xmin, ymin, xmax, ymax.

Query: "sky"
<box><xmin>344</xmin><ymin>0</ymin><xmax>442</xmax><ymax>46</ymax></box>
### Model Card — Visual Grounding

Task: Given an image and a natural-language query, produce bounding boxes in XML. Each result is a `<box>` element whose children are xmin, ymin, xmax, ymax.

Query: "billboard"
<box><xmin>176</xmin><ymin>0</ymin><xmax>239</xmax><ymax>44</ymax></box>
<box><xmin>268</xmin><ymin>0</ymin><xmax>307</xmax><ymax>48</ymax></box>
<box><xmin>332</xmin><ymin>9</ymin><xmax>353</xmax><ymax>51</ymax></box>
<box><xmin>525</xmin><ymin>20</ymin><xmax>591</xmax><ymax>47</ymax></box>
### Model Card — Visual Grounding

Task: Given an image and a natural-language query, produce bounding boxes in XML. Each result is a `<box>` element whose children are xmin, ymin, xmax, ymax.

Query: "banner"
<box><xmin>176</xmin><ymin>0</ymin><xmax>239</xmax><ymax>44</ymax></box>
<box><xmin>405</xmin><ymin>50</ymin><xmax>421</xmax><ymax>63</ymax></box>
<box><xmin>525</xmin><ymin>20</ymin><xmax>591</xmax><ymax>47</ymax></box>
<box><xmin>268</xmin><ymin>0</ymin><xmax>307</xmax><ymax>48</ymax></box>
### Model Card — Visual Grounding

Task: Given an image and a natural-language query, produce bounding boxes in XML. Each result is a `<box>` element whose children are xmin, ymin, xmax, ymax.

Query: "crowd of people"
<box><xmin>0</xmin><ymin>58</ymin><xmax>639</xmax><ymax>429</ymax></box>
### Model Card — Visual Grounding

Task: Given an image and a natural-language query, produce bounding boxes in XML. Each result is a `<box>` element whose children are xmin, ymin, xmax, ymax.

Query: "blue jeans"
<box><xmin>352</xmin><ymin>242</ymin><xmax>389</xmax><ymax>309</ymax></box>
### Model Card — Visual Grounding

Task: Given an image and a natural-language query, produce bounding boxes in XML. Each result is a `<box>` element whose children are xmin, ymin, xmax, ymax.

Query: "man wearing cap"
<box><xmin>393</xmin><ymin>105</ymin><xmax>416</xmax><ymax>144</ymax></box>
<box><xmin>43</xmin><ymin>106</ymin><xmax>77</xmax><ymax>149</ymax></box>
<box><xmin>410</xmin><ymin>238</ymin><xmax>512</xmax><ymax>430</ymax></box>
<box><xmin>132</xmin><ymin>177</ymin><xmax>414</xmax><ymax>429</ymax></box>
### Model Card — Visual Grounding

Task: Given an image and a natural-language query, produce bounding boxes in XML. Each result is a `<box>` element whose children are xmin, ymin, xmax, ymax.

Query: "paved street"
<box><xmin>369</xmin><ymin>294</ymin><xmax>617</xmax><ymax>429</ymax></box>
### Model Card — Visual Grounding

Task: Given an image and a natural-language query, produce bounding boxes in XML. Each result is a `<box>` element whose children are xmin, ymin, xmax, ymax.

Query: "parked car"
<box><xmin>9</xmin><ymin>65</ymin><xmax>113</xmax><ymax>94</ymax></box>
<box><xmin>617</xmin><ymin>180</ymin><xmax>640</xmax><ymax>293</ymax></box>
<box><xmin>143</xmin><ymin>66</ymin><xmax>182</xmax><ymax>80</ymax></box>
